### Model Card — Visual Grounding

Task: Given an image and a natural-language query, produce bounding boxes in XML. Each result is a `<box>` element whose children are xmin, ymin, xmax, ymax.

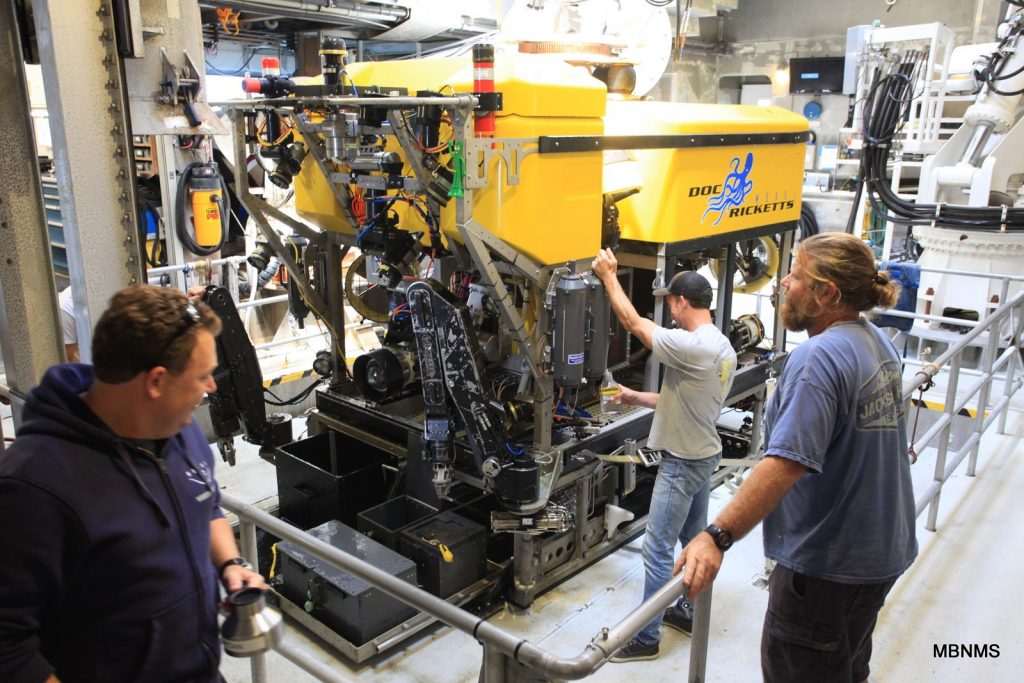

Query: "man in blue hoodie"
<box><xmin>0</xmin><ymin>284</ymin><xmax>265</xmax><ymax>683</ymax></box>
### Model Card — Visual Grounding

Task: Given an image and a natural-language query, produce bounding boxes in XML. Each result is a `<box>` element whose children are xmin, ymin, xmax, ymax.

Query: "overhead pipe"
<box><xmin>199</xmin><ymin>1</ymin><xmax>409</xmax><ymax>28</ymax></box>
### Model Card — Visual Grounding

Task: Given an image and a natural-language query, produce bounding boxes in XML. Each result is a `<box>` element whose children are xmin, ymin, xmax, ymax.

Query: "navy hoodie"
<box><xmin>0</xmin><ymin>365</ymin><xmax>224</xmax><ymax>682</ymax></box>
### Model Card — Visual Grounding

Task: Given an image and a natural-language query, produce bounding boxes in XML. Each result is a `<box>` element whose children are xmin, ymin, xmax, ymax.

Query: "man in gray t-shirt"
<box><xmin>676</xmin><ymin>233</ymin><xmax>917</xmax><ymax>683</ymax></box>
<box><xmin>592</xmin><ymin>248</ymin><xmax>736</xmax><ymax>663</ymax></box>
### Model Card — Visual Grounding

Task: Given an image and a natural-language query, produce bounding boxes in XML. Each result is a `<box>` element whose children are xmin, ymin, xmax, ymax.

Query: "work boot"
<box><xmin>610</xmin><ymin>637</ymin><xmax>659</xmax><ymax>662</ymax></box>
<box><xmin>662</xmin><ymin>600</ymin><xmax>693</xmax><ymax>636</ymax></box>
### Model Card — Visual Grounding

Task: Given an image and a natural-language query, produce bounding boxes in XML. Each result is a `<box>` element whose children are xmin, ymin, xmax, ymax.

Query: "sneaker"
<box><xmin>610</xmin><ymin>638</ymin><xmax>659</xmax><ymax>663</ymax></box>
<box><xmin>662</xmin><ymin>604</ymin><xmax>693</xmax><ymax>636</ymax></box>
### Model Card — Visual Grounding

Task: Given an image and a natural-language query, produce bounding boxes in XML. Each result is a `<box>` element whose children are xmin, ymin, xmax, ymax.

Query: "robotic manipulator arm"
<box><xmin>405</xmin><ymin>279</ymin><xmax>540</xmax><ymax>509</ymax></box>
<box><xmin>201</xmin><ymin>286</ymin><xmax>294</xmax><ymax>464</ymax></box>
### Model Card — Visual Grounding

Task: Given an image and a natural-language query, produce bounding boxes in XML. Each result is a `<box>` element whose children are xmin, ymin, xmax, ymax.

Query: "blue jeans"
<box><xmin>635</xmin><ymin>451</ymin><xmax>721</xmax><ymax>645</ymax></box>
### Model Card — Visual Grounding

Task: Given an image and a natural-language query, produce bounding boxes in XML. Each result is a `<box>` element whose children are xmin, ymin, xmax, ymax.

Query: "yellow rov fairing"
<box><xmin>293</xmin><ymin>54</ymin><xmax>807</xmax><ymax>265</ymax></box>
<box><xmin>603</xmin><ymin>99</ymin><xmax>808</xmax><ymax>244</ymax></box>
<box><xmin>294</xmin><ymin>54</ymin><xmax>606</xmax><ymax>266</ymax></box>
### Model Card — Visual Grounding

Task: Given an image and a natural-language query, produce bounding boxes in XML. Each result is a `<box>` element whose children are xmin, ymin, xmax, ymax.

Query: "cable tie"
<box><xmin>1001</xmin><ymin>204</ymin><xmax>1009</xmax><ymax>232</ymax></box>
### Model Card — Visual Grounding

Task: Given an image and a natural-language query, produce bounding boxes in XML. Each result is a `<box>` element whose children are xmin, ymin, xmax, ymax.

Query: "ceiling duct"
<box><xmin>200</xmin><ymin>1</ymin><xmax>410</xmax><ymax>30</ymax></box>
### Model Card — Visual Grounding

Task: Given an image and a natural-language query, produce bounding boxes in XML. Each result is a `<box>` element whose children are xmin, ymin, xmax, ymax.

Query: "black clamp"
<box><xmin>472</xmin><ymin>91</ymin><xmax>503</xmax><ymax>113</ymax></box>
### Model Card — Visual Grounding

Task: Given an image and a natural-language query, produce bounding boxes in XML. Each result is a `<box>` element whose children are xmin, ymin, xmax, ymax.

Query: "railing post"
<box><xmin>688</xmin><ymin>584</ymin><xmax>713</xmax><ymax>683</ymax></box>
<box><xmin>998</xmin><ymin>297</ymin><xmax>1024</xmax><ymax>435</ymax></box>
<box><xmin>237</xmin><ymin>517</ymin><xmax>268</xmax><ymax>683</ymax></box>
<box><xmin>926</xmin><ymin>356</ymin><xmax>960</xmax><ymax>532</ymax></box>
<box><xmin>968</xmin><ymin>316</ymin><xmax>1001</xmax><ymax>476</ymax></box>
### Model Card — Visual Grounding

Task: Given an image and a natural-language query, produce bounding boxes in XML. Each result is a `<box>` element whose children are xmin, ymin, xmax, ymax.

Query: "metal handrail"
<box><xmin>901</xmin><ymin>287</ymin><xmax>1024</xmax><ymax>530</ymax></box>
<box><xmin>221</xmin><ymin>493</ymin><xmax>709</xmax><ymax>683</ymax></box>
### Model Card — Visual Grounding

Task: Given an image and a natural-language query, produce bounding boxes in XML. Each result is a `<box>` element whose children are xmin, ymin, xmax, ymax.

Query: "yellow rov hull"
<box><xmin>293</xmin><ymin>55</ymin><xmax>807</xmax><ymax>266</ymax></box>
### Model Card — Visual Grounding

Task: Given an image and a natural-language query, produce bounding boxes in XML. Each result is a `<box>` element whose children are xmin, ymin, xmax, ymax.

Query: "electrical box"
<box><xmin>399</xmin><ymin>510</ymin><xmax>487</xmax><ymax>598</ymax></box>
<box><xmin>277</xmin><ymin>520</ymin><xmax>418</xmax><ymax>645</ymax></box>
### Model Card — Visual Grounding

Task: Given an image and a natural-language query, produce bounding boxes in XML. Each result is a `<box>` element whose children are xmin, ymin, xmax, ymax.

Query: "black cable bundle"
<box><xmin>851</xmin><ymin>22</ymin><xmax>1024</xmax><ymax>234</ymax></box>
<box><xmin>800</xmin><ymin>204</ymin><xmax>819</xmax><ymax>241</ymax></box>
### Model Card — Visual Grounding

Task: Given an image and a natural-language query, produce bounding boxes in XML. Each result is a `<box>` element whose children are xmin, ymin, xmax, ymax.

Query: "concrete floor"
<box><xmin>215</xmin><ymin>402</ymin><xmax>1024</xmax><ymax>683</ymax></box>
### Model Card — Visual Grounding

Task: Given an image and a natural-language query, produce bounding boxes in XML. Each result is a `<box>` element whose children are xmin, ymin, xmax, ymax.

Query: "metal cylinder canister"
<box><xmin>552</xmin><ymin>272</ymin><xmax>588</xmax><ymax>387</ymax></box>
<box><xmin>582</xmin><ymin>274</ymin><xmax>610</xmax><ymax>382</ymax></box>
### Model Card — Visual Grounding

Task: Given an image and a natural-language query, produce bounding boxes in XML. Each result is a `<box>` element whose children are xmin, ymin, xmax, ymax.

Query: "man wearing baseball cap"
<box><xmin>591</xmin><ymin>248</ymin><xmax>736</xmax><ymax>662</ymax></box>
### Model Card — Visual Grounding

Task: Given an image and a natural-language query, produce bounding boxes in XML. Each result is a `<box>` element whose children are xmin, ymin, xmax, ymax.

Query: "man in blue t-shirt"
<box><xmin>675</xmin><ymin>233</ymin><xmax>917</xmax><ymax>683</ymax></box>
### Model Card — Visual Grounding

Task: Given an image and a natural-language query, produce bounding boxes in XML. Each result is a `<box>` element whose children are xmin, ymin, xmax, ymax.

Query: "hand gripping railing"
<box><xmin>221</xmin><ymin>492</ymin><xmax>713</xmax><ymax>683</ymax></box>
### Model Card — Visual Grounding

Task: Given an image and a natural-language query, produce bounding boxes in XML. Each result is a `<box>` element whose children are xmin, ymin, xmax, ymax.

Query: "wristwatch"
<box><xmin>219</xmin><ymin>556</ymin><xmax>254</xmax><ymax>575</ymax></box>
<box><xmin>704</xmin><ymin>524</ymin><xmax>733</xmax><ymax>552</ymax></box>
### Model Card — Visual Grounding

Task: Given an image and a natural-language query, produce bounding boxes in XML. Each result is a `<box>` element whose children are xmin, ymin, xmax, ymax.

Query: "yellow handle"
<box><xmin>438</xmin><ymin>543</ymin><xmax>454</xmax><ymax>563</ymax></box>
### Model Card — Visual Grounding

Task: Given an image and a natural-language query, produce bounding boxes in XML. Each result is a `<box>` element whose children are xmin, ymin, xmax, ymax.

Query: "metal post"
<box><xmin>480</xmin><ymin>643</ymin><xmax>508</xmax><ymax>683</ymax></box>
<box><xmin>688</xmin><ymin>585</ymin><xmax>713</xmax><ymax>683</ymax></box>
<box><xmin>512</xmin><ymin>533</ymin><xmax>537</xmax><ymax>596</ymax></box>
<box><xmin>774</xmin><ymin>230</ymin><xmax>795</xmax><ymax>351</ymax></box>
<box><xmin>30</xmin><ymin>0</ymin><xmax>144</xmax><ymax>363</ymax></box>
<box><xmin>156</xmin><ymin>136</ymin><xmax>189</xmax><ymax>292</ymax></box>
<box><xmin>236</xmin><ymin>518</ymin><xmax>268</xmax><ymax>683</ymax></box>
<box><xmin>0</xmin><ymin>3</ymin><xmax>64</xmax><ymax>422</ymax></box>
<box><xmin>326</xmin><ymin>237</ymin><xmax>349</xmax><ymax>388</ymax></box>
<box><xmin>715</xmin><ymin>247</ymin><xmax>736</xmax><ymax>336</ymax></box>
<box><xmin>926</xmin><ymin>355</ymin><xmax>960</xmax><ymax>532</ymax></box>
<box><xmin>997</xmin><ymin>299</ymin><xmax>1024</xmax><ymax>434</ymax></box>
<box><xmin>968</xmin><ymin>315</ymin><xmax>1001</xmax><ymax>475</ymax></box>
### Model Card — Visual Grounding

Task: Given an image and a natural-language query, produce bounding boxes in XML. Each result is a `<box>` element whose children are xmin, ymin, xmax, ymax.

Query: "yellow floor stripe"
<box><xmin>910</xmin><ymin>398</ymin><xmax>986</xmax><ymax>419</ymax></box>
<box><xmin>263</xmin><ymin>368</ymin><xmax>316</xmax><ymax>388</ymax></box>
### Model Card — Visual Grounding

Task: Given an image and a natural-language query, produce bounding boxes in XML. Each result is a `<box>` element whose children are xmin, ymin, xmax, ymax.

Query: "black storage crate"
<box><xmin>276</xmin><ymin>430</ymin><xmax>388</xmax><ymax>529</ymax></box>
<box><xmin>357</xmin><ymin>495</ymin><xmax>438</xmax><ymax>551</ymax></box>
<box><xmin>277</xmin><ymin>520</ymin><xmax>418</xmax><ymax>644</ymax></box>
<box><xmin>399</xmin><ymin>510</ymin><xmax>486</xmax><ymax>598</ymax></box>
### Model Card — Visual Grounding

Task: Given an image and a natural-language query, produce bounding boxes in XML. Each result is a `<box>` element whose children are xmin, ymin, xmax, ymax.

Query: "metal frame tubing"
<box><xmin>221</xmin><ymin>494</ymin><xmax>711</xmax><ymax>682</ymax></box>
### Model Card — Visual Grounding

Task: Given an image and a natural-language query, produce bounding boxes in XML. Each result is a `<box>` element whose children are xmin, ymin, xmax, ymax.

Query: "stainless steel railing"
<box><xmin>222</xmin><ymin>492</ymin><xmax>711</xmax><ymax>683</ymax></box>
<box><xmin>899</xmin><ymin>287</ymin><xmax>1024</xmax><ymax>530</ymax></box>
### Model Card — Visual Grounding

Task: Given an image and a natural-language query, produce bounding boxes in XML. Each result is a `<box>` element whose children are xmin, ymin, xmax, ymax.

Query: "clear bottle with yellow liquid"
<box><xmin>600</xmin><ymin>370</ymin><xmax>621</xmax><ymax>416</ymax></box>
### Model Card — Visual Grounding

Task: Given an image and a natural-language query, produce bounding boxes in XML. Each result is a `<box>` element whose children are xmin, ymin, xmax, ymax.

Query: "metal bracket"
<box><xmin>578</xmin><ymin>447</ymin><xmax>662</xmax><ymax>467</ymax></box>
<box><xmin>457</xmin><ymin>220</ymin><xmax>543</xmax><ymax>382</ymax></box>
<box><xmin>159</xmin><ymin>48</ymin><xmax>203</xmax><ymax>126</ymax></box>
<box><xmin>464</xmin><ymin>137</ymin><xmax>539</xmax><ymax>189</ymax></box>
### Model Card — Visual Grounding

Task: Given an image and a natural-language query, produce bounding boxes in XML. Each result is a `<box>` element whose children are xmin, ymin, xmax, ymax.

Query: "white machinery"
<box><xmin>851</xmin><ymin>7</ymin><xmax>1024</xmax><ymax>338</ymax></box>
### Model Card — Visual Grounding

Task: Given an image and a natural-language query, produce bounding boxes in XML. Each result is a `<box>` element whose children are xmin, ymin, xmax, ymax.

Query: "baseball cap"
<box><xmin>651</xmin><ymin>271</ymin><xmax>713</xmax><ymax>307</ymax></box>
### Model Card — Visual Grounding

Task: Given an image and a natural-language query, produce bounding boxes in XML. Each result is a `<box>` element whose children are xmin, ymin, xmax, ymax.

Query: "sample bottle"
<box><xmin>600</xmin><ymin>370</ymin><xmax>621</xmax><ymax>416</ymax></box>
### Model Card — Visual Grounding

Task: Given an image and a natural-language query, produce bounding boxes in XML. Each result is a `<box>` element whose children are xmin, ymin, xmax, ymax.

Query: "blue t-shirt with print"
<box><xmin>763</xmin><ymin>320</ymin><xmax>918</xmax><ymax>583</ymax></box>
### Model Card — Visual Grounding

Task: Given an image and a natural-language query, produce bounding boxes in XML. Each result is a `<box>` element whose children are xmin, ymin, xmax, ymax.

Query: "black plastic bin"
<box><xmin>276</xmin><ymin>430</ymin><xmax>388</xmax><ymax>530</ymax></box>
<box><xmin>277</xmin><ymin>520</ymin><xmax>417</xmax><ymax>644</ymax></box>
<box><xmin>399</xmin><ymin>510</ymin><xmax>486</xmax><ymax>598</ymax></box>
<box><xmin>357</xmin><ymin>495</ymin><xmax>438</xmax><ymax>551</ymax></box>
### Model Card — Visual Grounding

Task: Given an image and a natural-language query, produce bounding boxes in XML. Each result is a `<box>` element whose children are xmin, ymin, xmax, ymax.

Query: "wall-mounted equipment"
<box><xmin>789</xmin><ymin>57</ymin><xmax>846</xmax><ymax>93</ymax></box>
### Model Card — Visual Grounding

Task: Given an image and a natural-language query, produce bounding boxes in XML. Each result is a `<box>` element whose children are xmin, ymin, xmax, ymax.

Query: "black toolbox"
<box><xmin>277</xmin><ymin>520</ymin><xmax>418</xmax><ymax>644</ymax></box>
<box><xmin>399</xmin><ymin>510</ymin><xmax>486</xmax><ymax>598</ymax></box>
<box><xmin>357</xmin><ymin>495</ymin><xmax>438</xmax><ymax>551</ymax></box>
<box><xmin>276</xmin><ymin>430</ymin><xmax>388</xmax><ymax>529</ymax></box>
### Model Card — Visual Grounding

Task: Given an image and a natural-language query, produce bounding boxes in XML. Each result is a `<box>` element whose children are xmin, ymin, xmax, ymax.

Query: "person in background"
<box><xmin>57</xmin><ymin>286</ymin><xmax>77</xmax><ymax>362</ymax></box>
<box><xmin>591</xmin><ymin>248</ymin><xmax>736</xmax><ymax>663</ymax></box>
<box><xmin>0</xmin><ymin>284</ymin><xmax>264</xmax><ymax>683</ymax></box>
<box><xmin>676</xmin><ymin>232</ymin><xmax>917</xmax><ymax>683</ymax></box>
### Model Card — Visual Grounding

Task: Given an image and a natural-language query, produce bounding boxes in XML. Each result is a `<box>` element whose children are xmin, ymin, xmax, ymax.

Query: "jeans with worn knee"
<box><xmin>635</xmin><ymin>451</ymin><xmax>721</xmax><ymax>646</ymax></box>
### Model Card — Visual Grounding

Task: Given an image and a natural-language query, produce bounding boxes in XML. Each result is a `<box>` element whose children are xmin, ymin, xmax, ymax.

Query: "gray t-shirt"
<box><xmin>763</xmin><ymin>319</ymin><xmax>918</xmax><ymax>583</ymax></box>
<box><xmin>648</xmin><ymin>323</ymin><xmax>736</xmax><ymax>459</ymax></box>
